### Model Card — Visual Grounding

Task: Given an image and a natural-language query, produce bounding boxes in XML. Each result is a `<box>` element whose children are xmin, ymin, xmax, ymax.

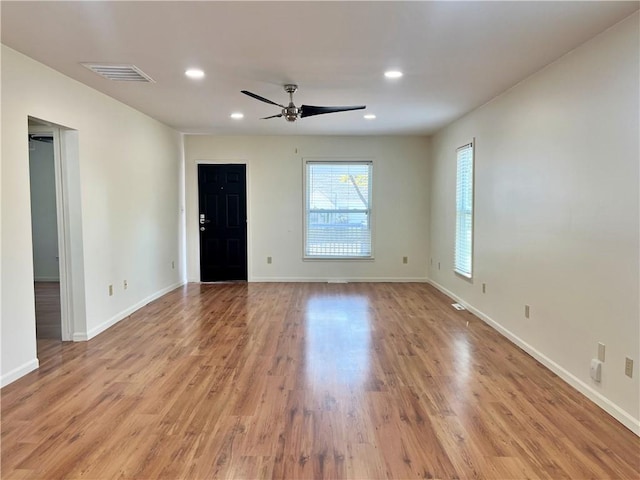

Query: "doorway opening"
<box><xmin>28</xmin><ymin>130</ymin><xmax>62</xmax><ymax>340</ymax></box>
<box><xmin>28</xmin><ymin>117</ymin><xmax>86</xmax><ymax>354</ymax></box>
<box><xmin>198</xmin><ymin>164</ymin><xmax>248</xmax><ymax>282</ymax></box>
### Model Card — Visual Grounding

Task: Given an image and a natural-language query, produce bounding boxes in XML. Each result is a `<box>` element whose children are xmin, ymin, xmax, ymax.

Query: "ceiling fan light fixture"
<box><xmin>384</xmin><ymin>70</ymin><xmax>403</xmax><ymax>79</ymax></box>
<box><xmin>230</xmin><ymin>112</ymin><xmax>244</xmax><ymax>119</ymax></box>
<box><xmin>185</xmin><ymin>68</ymin><xmax>205</xmax><ymax>79</ymax></box>
<box><xmin>364</xmin><ymin>114</ymin><xmax>376</xmax><ymax>119</ymax></box>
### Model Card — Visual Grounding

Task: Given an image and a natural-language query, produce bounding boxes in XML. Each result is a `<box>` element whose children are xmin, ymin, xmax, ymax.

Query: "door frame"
<box><xmin>28</xmin><ymin>123</ymin><xmax>87</xmax><ymax>341</ymax></box>
<box><xmin>29</xmin><ymin>125</ymin><xmax>73</xmax><ymax>340</ymax></box>
<box><xmin>195</xmin><ymin>160</ymin><xmax>251</xmax><ymax>282</ymax></box>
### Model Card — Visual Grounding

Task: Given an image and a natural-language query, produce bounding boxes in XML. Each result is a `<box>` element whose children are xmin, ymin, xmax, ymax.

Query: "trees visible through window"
<box><xmin>305</xmin><ymin>161</ymin><xmax>372</xmax><ymax>258</ymax></box>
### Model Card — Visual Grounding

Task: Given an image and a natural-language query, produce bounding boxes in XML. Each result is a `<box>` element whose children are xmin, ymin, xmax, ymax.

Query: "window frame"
<box><xmin>303</xmin><ymin>159</ymin><xmax>374</xmax><ymax>260</ymax></box>
<box><xmin>454</xmin><ymin>141</ymin><xmax>474</xmax><ymax>279</ymax></box>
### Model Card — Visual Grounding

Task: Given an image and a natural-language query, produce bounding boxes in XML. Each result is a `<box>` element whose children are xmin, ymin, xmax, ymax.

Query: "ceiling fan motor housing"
<box><xmin>284</xmin><ymin>84</ymin><xmax>299</xmax><ymax>121</ymax></box>
<box><xmin>284</xmin><ymin>105</ymin><xmax>299</xmax><ymax>122</ymax></box>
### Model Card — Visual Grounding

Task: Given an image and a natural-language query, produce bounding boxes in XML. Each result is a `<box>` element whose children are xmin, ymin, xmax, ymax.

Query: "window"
<box><xmin>455</xmin><ymin>142</ymin><xmax>474</xmax><ymax>278</ymax></box>
<box><xmin>304</xmin><ymin>161</ymin><xmax>372</xmax><ymax>258</ymax></box>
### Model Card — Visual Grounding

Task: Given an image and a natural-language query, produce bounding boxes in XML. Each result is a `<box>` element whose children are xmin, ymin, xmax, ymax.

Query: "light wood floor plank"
<box><xmin>34</xmin><ymin>282</ymin><xmax>61</xmax><ymax>340</ymax></box>
<box><xmin>2</xmin><ymin>282</ymin><xmax>638</xmax><ymax>479</ymax></box>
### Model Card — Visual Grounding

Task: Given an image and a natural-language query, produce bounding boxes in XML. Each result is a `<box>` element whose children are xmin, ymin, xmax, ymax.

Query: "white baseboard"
<box><xmin>83</xmin><ymin>282</ymin><xmax>185</xmax><ymax>341</ymax></box>
<box><xmin>191</xmin><ymin>276</ymin><xmax>429</xmax><ymax>283</ymax></box>
<box><xmin>34</xmin><ymin>276</ymin><xmax>60</xmax><ymax>282</ymax></box>
<box><xmin>72</xmin><ymin>332</ymin><xmax>88</xmax><ymax>342</ymax></box>
<box><xmin>1</xmin><ymin>358</ymin><xmax>39</xmax><ymax>388</ymax></box>
<box><xmin>248</xmin><ymin>276</ymin><xmax>429</xmax><ymax>283</ymax></box>
<box><xmin>427</xmin><ymin>279</ymin><xmax>640</xmax><ymax>437</ymax></box>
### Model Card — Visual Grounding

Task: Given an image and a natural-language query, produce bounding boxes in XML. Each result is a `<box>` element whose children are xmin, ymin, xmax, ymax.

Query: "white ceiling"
<box><xmin>2</xmin><ymin>1</ymin><xmax>638</xmax><ymax>136</ymax></box>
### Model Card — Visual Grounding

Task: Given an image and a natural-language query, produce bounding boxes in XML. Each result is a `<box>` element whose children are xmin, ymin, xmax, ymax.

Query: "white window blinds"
<box><xmin>455</xmin><ymin>143</ymin><xmax>474</xmax><ymax>278</ymax></box>
<box><xmin>305</xmin><ymin>161</ymin><xmax>372</xmax><ymax>258</ymax></box>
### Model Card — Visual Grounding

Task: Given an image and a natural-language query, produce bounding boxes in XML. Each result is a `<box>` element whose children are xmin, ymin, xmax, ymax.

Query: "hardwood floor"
<box><xmin>34</xmin><ymin>281</ymin><xmax>61</xmax><ymax>339</ymax></box>
<box><xmin>2</xmin><ymin>283</ymin><xmax>638</xmax><ymax>479</ymax></box>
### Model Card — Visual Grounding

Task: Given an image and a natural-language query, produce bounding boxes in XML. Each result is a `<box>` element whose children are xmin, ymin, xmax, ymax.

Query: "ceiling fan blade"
<box><xmin>261</xmin><ymin>114</ymin><xmax>283</xmax><ymax>120</ymax></box>
<box><xmin>300</xmin><ymin>105</ymin><xmax>366</xmax><ymax>118</ymax></box>
<box><xmin>241</xmin><ymin>90</ymin><xmax>285</xmax><ymax>108</ymax></box>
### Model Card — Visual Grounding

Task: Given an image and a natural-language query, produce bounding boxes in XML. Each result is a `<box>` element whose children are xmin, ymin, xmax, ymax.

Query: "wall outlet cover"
<box><xmin>597</xmin><ymin>342</ymin><xmax>605</xmax><ymax>362</ymax></box>
<box><xmin>590</xmin><ymin>358</ymin><xmax>602</xmax><ymax>382</ymax></box>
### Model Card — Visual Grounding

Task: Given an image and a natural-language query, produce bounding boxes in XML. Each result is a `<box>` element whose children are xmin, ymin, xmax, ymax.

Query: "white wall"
<box><xmin>184</xmin><ymin>135</ymin><xmax>430</xmax><ymax>282</ymax></box>
<box><xmin>28</xmin><ymin>138</ymin><xmax>60</xmax><ymax>281</ymax></box>
<box><xmin>429</xmin><ymin>14</ymin><xmax>639</xmax><ymax>433</ymax></box>
<box><xmin>1</xmin><ymin>45</ymin><xmax>185</xmax><ymax>385</ymax></box>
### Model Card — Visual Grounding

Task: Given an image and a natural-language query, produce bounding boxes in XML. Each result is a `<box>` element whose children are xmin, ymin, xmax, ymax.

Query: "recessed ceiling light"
<box><xmin>364</xmin><ymin>114</ymin><xmax>376</xmax><ymax>120</ymax></box>
<box><xmin>230</xmin><ymin>112</ymin><xmax>244</xmax><ymax>119</ymax></box>
<box><xmin>384</xmin><ymin>70</ymin><xmax>403</xmax><ymax>79</ymax></box>
<box><xmin>185</xmin><ymin>69</ymin><xmax>205</xmax><ymax>79</ymax></box>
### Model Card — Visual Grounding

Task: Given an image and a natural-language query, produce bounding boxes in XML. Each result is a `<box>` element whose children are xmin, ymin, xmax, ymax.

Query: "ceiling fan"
<box><xmin>241</xmin><ymin>84</ymin><xmax>365</xmax><ymax>122</ymax></box>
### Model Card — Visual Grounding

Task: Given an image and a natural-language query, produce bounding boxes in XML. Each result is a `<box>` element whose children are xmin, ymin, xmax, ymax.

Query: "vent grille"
<box><xmin>81</xmin><ymin>63</ymin><xmax>154</xmax><ymax>82</ymax></box>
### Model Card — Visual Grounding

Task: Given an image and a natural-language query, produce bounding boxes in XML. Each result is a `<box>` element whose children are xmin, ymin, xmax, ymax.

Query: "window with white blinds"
<box><xmin>455</xmin><ymin>142</ymin><xmax>474</xmax><ymax>278</ymax></box>
<box><xmin>304</xmin><ymin>161</ymin><xmax>372</xmax><ymax>258</ymax></box>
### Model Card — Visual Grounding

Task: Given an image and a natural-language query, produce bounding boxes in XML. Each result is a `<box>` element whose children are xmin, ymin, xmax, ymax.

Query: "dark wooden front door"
<box><xmin>198</xmin><ymin>164</ymin><xmax>247</xmax><ymax>281</ymax></box>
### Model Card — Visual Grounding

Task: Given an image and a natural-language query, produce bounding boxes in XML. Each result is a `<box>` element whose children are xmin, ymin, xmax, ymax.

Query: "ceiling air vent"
<box><xmin>81</xmin><ymin>63</ymin><xmax>154</xmax><ymax>82</ymax></box>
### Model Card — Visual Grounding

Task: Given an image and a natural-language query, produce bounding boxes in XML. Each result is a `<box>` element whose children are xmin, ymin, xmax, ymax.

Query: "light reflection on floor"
<box><xmin>304</xmin><ymin>294</ymin><xmax>371</xmax><ymax>389</ymax></box>
<box><xmin>453</xmin><ymin>335</ymin><xmax>471</xmax><ymax>380</ymax></box>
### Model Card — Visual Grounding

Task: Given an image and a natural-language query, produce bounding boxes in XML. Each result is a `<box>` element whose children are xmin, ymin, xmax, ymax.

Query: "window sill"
<box><xmin>454</xmin><ymin>269</ymin><xmax>473</xmax><ymax>281</ymax></box>
<box><xmin>303</xmin><ymin>256</ymin><xmax>375</xmax><ymax>261</ymax></box>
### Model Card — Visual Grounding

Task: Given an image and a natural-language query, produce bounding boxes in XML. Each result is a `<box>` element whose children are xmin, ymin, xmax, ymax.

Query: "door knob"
<box><xmin>200</xmin><ymin>226</ymin><xmax>205</xmax><ymax>231</ymax></box>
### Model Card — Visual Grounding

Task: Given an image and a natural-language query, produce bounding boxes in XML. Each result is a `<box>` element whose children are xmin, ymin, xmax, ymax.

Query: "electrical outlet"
<box><xmin>438</xmin><ymin>262</ymin><xmax>441</xmax><ymax>270</ymax></box>
<box><xmin>171</xmin><ymin>261</ymin><xmax>175</xmax><ymax>269</ymax></box>
<box><xmin>123</xmin><ymin>280</ymin><xmax>128</xmax><ymax>290</ymax></box>
<box><xmin>267</xmin><ymin>256</ymin><xmax>272</xmax><ymax>264</ymax></box>
<box><xmin>625</xmin><ymin>358</ymin><xmax>634</xmax><ymax>378</ymax></box>
<box><xmin>430</xmin><ymin>258</ymin><xmax>433</xmax><ymax>266</ymax></box>
<box><xmin>482</xmin><ymin>283</ymin><xmax>486</xmax><ymax>294</ymax></box>
<box><xmin>402</xmin><ymin>256</ymin><xmax>408</xmax><ymax>264</ymax></box>
<box><xmin>597</xmin><ymin>343</ymin><xmax>605</xmax><ymax>362</ymax></box>
<box><xmin>590</xmin><ymin>359</ymin><xmax>602</xmax><ymax>382</ymax></box>
<box><xmin>524</xmin><ymin>305</ymin><xmax>530</xmax><ymax>319</ymax></box>
<box><xmin>108</xmin><ymin>285</ymin><xmax>113</xmax><ymax>296</ymax></box>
